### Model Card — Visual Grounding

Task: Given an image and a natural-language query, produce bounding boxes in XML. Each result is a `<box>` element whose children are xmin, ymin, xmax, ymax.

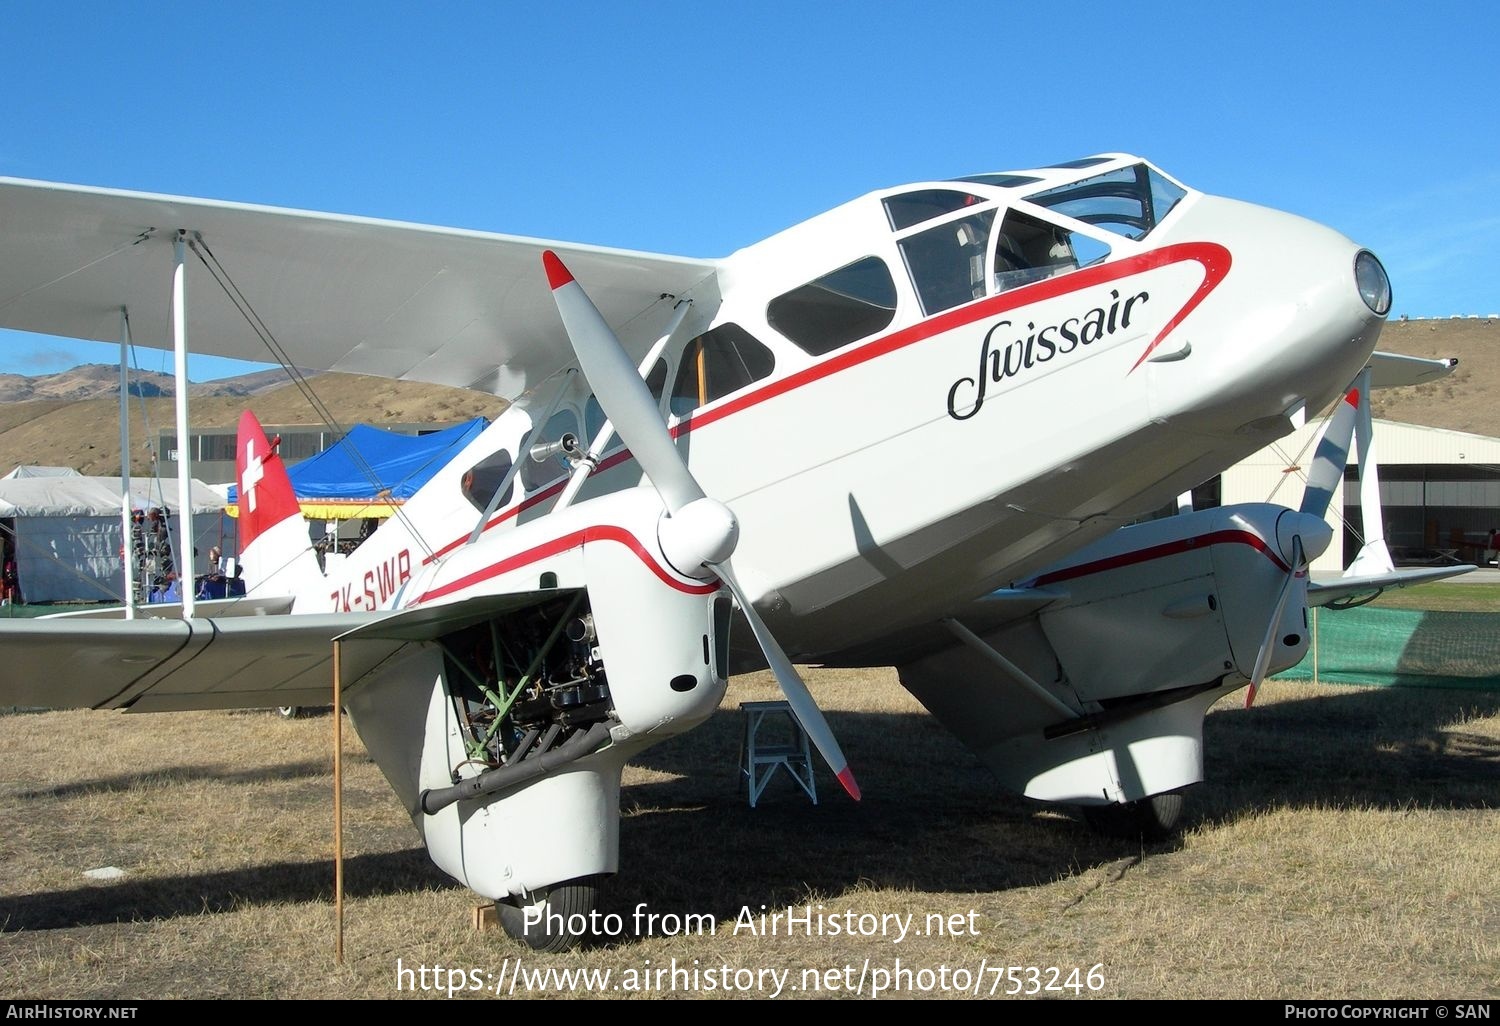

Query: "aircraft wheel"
<box><xmin>1081</xmin><ymin>790</ymin><xmax>1184</xmax><ymax>841</ymax></box>
<box><xmin>276</xmin><ymin>705</ymin><xmax>303</xmax><ymax>719</ymax></box>
<box><xmin>496</xmin><ymin>875</ymin><xmax>602</xmax><ymax>952</ymax></box>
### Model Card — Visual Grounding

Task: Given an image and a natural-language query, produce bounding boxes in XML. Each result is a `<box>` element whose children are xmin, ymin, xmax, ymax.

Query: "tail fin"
<box><xmin>236</xmin><ymin>410</ymin><xmax>323</xmax><ymax>602</ymax></box>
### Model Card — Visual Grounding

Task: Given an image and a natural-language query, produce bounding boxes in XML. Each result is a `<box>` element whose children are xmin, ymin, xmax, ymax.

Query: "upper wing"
<box><xmin>0</xmin><ymin>177</ymin><xmax>720</xmax><ymax>397</ymax></box>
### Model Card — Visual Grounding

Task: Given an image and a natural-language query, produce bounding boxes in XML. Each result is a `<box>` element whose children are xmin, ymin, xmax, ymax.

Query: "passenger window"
<box><xmin>461</xmin><ymin>449</ymin><xmax>514</xmax><ymax>513</ymax></box>
<box><xmin>520</xmin><ymin>409</ymin><xmax>579</xmax><ymax>492</ymax></box>
<box><xmin>583</xmin><ymin>396</ymin><xmax>626</xmax><ymax>454</ymax></box>
<box><xmin>669</xmin><ymin>324</ymin><xmax>775</xmax><ymax>417</ymax></box>
<box><xmin>645</xmin><ymin>358</ymin><xmax>668</xmax><ymax>404</ymax></box>
<box><xmin>766</xmin><ymin>257</ymin><xmax>897</xmax><ymax>356</ymax></box>
<box><xmin>899</xmin><ymin>210</ymin><xmax>995</xmax><ymax>316</ymax></box>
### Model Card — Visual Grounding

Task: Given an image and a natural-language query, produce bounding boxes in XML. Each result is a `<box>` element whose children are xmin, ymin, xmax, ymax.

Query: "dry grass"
<box><xmin>2</xmin><ymin>668</ymin><xmax>1496</xmax><ymax>1000</ymax></box>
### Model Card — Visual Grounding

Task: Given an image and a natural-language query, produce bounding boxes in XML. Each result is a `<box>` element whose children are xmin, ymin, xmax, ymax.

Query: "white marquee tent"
<box><xmin>0</xmin><ymin>475</ymin><xmax>229</xmax><ymax>603</ymax></box>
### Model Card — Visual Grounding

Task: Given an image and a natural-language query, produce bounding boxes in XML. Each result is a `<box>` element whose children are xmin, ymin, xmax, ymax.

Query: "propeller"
<box><xmin>1244</xmin><ymin>390</ymin><xmax>1360</xmax><ymax>707</ymax></box>
<box><xmin>1245</xmin><ymin>532</ymin><xmax>1304</xmax><ymax>708</ymax></box>
<box><xmin>1299</xmin><ymin>386</ymin><xmax>1360</xmax><ymax>519</ymax></box>
<box><xmin>543</xmin><ymin>251</ymin><xmax>860</xmax><ymax>800</ymax></box>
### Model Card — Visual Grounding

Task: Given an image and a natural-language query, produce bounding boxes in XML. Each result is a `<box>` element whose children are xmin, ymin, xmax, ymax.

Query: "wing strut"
<box><xmin>170</xmin><ymin>232</ymin><xmax>198</xmax><ymax>617</ymax></box>
<box><xmin>333</xmin><ymin>638</ymin><xmax>345</xmax><ymax>965</ymax></box>
<box><xmin>1346</xmin><ymin>365</ymin><xmax>1396</xmax><ymax>577</ymax></box>
<box><xmin>118</xmin><ymin>308</ymin><xmax>137</xmax><ymax>620</ymax></box>
<box><xmin>555</xmin><ymin>296</ymin><xmax>693</xmax><ymax>512</ymax></box>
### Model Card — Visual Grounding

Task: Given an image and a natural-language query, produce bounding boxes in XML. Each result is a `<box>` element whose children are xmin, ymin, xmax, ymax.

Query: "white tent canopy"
<box><xmin>0</xmin><ymin>475</ymin><xmax>228</xmax><ymax>603</ymax></box>
<box><xmin>2</xmin><ymin>465</ymin><xmax>82</xmax><ymax>480</ymax></box>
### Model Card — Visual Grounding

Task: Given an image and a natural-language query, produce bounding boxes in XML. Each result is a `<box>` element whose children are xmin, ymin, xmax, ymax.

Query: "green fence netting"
<box><xmin>1276</xmin><ymin>606</ymin><xmax>1500</xmax><ymax>690</ymax></box>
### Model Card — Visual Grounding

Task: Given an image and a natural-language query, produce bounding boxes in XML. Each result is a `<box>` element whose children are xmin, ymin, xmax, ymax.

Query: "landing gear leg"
<box><xmin>496</xmin><ymin>875</ymin><xmax>603</xmax><ymax>952</ymax></box>
<box><xmin>1081</xmin><ymin>790</ymin><xmax>1185</xmax><ymax>841</ymax></box>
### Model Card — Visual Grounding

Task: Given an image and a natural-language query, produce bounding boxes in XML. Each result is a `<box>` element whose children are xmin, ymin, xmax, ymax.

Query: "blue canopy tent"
<box><xmin>228</xmin><ymin>417</ymin><xmax>488</xmax><ymax>519</ymax></box>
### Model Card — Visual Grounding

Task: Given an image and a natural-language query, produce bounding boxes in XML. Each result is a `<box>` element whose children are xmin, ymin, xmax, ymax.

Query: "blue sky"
<box><xmin>3</xmin><ymin>1</ymin><xmax>1497</xmax><ymax>380</ymax></box>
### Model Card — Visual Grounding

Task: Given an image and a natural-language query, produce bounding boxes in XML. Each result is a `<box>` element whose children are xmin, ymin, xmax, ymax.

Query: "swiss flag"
<box><xmin>236</xmin><ymin>410</ymin><xmax>302</xmax><ymax>549</ymax></box>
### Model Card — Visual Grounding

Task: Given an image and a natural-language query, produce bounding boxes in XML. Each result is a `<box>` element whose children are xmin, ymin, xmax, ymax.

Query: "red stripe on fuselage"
<box><xmin>422</xmin><ymin>242</ymin><xmax>1231</xmax><ymax>567</ymax></box>
<box><xmin>416</xmin><ymin>525</ymin><xmax>720</xmax><ymax>604</ymax></box>
<box><xmin>1029</xmin><ymin>528</ymin><xmax>1289</xmax><ymax>588</ymax></box>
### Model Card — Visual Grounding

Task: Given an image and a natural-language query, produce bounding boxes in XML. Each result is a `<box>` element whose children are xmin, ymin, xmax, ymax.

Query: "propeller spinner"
<box><xmin>543</xmin><ymin>251</ymin><xmax>861</xmax><ymax>800</ymax></box>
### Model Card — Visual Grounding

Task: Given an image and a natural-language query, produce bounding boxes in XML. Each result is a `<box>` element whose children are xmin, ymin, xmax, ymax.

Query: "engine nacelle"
<box><xmin>900</xmin><ymin>503</ymin><xmax>1314</xmax><ymax>804</ymax></box>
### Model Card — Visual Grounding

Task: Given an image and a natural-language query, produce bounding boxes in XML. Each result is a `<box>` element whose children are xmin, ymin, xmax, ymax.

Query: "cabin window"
<box><xmin>669</xmin><ymin>324</ymin><xmax>775</xmax><ymax>417</ymax></box>
<box><xmin>583</xmin><ymin>396</ymin><xmax>627</xmax><ymax>455</ymax></box>
<box><xmin>461</xmin><ymin>449</ymin><xmax>514</xmax><ymax>513</ymax></box>
<box><xmin>1026</xmin><ymin>163</ymin><xmax>1186</xmax><ymax>240</ymax></box>
<box><xmin>646</xmin><ymin>358</ymin><xmax>668</xmax><ymax>404</ymax></box>
<box><xmin>899</xmin><ymin>210</ymin><xmax>996</xmax><ymax>316</ymax></box>
<box><xmin>989</xmin><ymin>209</ymin><xmax>1111</xmax><ymax>294</ymax></box>
<box><xmin>520</xmin><ymin>409</ymin><xmax>579</xmax><ymax>492</ymax></box>
<box><xmin>767</xmin><ymin>257</ymin><xmax>898</xmax><ymax>356</ymax></box>
<box><xmin>883</xmin><ymin>189</ymin><xmax>986</xmax><ymax>231</ymax></box>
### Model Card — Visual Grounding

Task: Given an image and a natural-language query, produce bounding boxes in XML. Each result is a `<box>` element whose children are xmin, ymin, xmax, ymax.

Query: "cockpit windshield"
<box><xmin>1024</xmin><ymin>163</ymin><xmax>1186</xmax><ymax>241</ymax></box>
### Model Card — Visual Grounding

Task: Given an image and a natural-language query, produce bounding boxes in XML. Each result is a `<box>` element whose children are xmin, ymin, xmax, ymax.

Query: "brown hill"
<box><xmin>0</xmin><ymin>318</ymin><xmax>1492</xmax><ymax>477</ymax></box>
<box><xmin>0</xmin><ymin>363</ymin><xmax>300</xmax><ymax>403</ymax></box>
<box><xmin>1371</xmin><ymin>318</ymin><xmax>1498</xmax><ymax>436</ymax></box>
<box><xmin>0</xmin><ymin>373</ymin><xmax>509</xmax><ymax>477</ymax></box>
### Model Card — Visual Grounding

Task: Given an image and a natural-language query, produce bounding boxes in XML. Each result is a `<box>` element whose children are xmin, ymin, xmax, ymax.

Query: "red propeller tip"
<box><xmin>837</xmin><ymin>766</ymin><xmax>862</xmax><ymax>802</ymax></box>
<box><xmin>542</xmin><ymin>250</ymin><xmax>574</xmax><ymax>290</ymax></box>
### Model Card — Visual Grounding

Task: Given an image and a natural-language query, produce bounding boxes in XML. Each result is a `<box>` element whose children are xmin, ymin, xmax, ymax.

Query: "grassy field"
<box><xmin>2</xmin><ymin>659</ymin><xmax>1496</xmax><ymax>1000</ymax></box>
<box><xmin>1370</xmin><ymin>580</ymin><xmax>1500</xmax><ymax>613</ymax></box>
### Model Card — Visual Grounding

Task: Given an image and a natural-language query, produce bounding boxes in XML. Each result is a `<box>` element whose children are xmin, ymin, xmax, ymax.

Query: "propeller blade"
<box><xmin>1246</xmin><ymin>534</ymin><xmax>1304</xmax><ymax>708</ymax></box>
<box><xmin>543</xmin><ymin>251</ymin><xmax>704</xmax><ymax>515</ymax></box>
<box><xmin>1300</xmin><ymin>387</ymin><xmax>1360</xmax><ymax>518</ymax></box>
<box><xmin>716</xmin><ymin>560</ymin><xmax>861</xmax><ymax>801</ymax></box>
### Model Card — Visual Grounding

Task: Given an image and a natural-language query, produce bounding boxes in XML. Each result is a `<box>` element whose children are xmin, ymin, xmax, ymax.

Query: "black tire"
<box><xmin>1081</xmin><ymin>790</ymin><xmax>1185</xmax><ymax>841</ymax></box>
<box><xmin>276</xmin><ymin>706</ymin><xmax>303</xmax><ymax>719</ymax></box>
<box><xmin>496</xmin><ymin>875</ymin><xmax>602</xmax><ymax>952</ymax></box>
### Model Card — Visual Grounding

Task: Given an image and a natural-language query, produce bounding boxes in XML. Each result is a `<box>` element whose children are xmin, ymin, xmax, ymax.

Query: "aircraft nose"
<box><xmin>1152</xmin><ymin>195</ymin><xmax>1389</xmax><ymax>430</ymax></box>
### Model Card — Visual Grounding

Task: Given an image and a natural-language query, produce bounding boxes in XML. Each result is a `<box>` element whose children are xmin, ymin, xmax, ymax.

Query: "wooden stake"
<box><xmin>1311</xmin><ymin>606</ymin><xmax>1320</xmax><ymax>687</ymax></box>
<box><xmin>333</xmin><ymin>639</ymin><xmax>344</xmax><ymax>965</ymax></box>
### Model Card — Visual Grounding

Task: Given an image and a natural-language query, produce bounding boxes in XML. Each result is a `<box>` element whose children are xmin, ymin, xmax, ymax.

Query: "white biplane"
<box><xmin>0</xmin><ymin>155</ymin><xmax>1467</xmax><ymax>950</ymax></box>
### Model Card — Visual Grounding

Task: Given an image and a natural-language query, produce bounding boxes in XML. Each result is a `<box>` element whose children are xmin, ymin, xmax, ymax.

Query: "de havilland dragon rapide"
<box><xmin>0</xmin><ymin>155</ymin><xmax>1463</xmax><ymax>949</ymax></box>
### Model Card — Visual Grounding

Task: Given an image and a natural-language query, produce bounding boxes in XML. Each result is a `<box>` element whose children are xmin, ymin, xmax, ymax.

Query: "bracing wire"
<box><xmin>186</xmin><ymin>236</ymin><xmax>436</xmax><ymax>560</ymax></box>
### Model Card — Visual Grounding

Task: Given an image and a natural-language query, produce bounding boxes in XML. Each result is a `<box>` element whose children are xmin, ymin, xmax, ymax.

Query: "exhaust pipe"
<box><xmin>418</xmin><ymin>721</ymin><xmax>612</xmax><ymax>815</ymax></box>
